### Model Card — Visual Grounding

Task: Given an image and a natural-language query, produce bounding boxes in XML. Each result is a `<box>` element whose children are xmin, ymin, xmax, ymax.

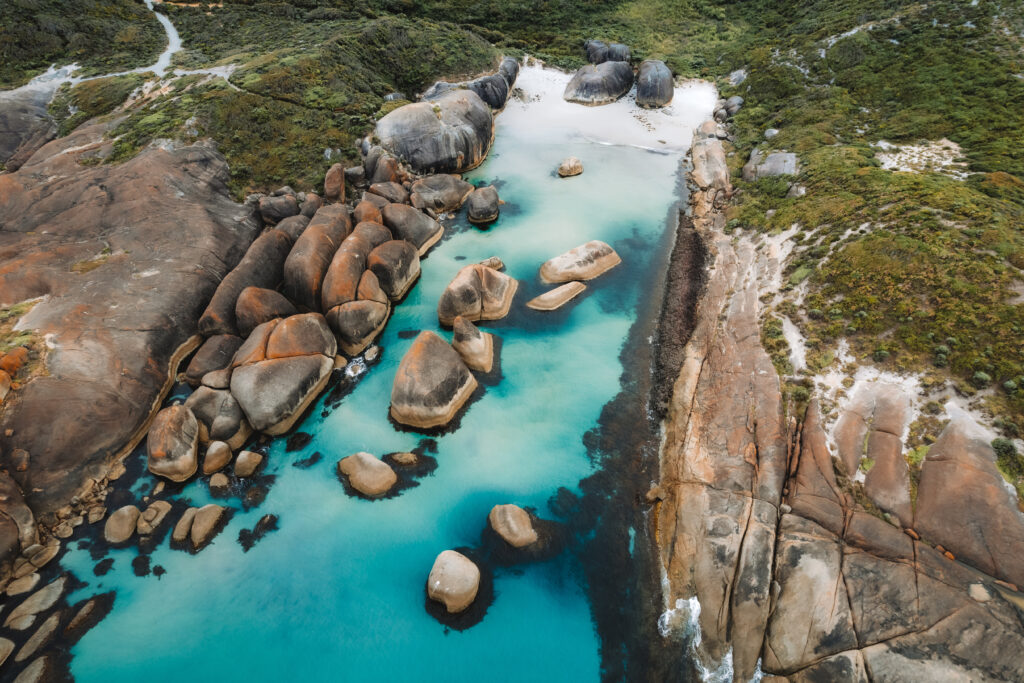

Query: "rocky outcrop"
<box><xmin>915</xmin><ymin>419</ymin><xmax>1024</xmax><ymax>588</ymax></box>
<box><xmin>427</xmin><ymin>550</ymin><xmax>480</xmax><ymax>613</ymax></box>
<box><xmin>390</xmin><ymin>331</ymin><xmax>477</xmax><ymax>429</ymax></box>
<box><xmin>742</xmin><ymin>150</ymin><xmax>799</xmax><ymax>181</ymax></box>
<box><xmin>437</xmin><ymin>264</ymin><xmax>518</xmax><ymax>326</ymax></box>
<box><xmin>636</xmin><ymin>60</ymin><xmax>673</xmax><ymax>108</ymax></box>
<box><xmin>337</xmin><ymin>452</ymin><xmax>397</xmax><ymax>497</ymax></box>
<box><xmin>146</xmin><ymin>405</ymin><xmax>200</xmax><ymax>482</ymax></box>
<box><xmin>526</xmin><ymin>282</ymin><xmax>587</xmax><ymax>311</ymax></box>
<box><xmin>563</xmin><ymin>62</ymin><xmax>634</xmax><ymax>105</ymax></box>
<box><xmin>283</xmin><ymin>204</ymin><xmax>352</xmax><ymax>311</ymax></box>
<box><xmin>539</xmin><ymin>241</ymin><xmax>621</xmax><ymax>283</ymax></box>
<box><xmin>0</xmin><ymin>81</ymin><xmax>57</xmax><ymax>172</ymax></box>
<box><xmin>229</xmin><ymin>314</ymin><xmax>336</xmax><ymax>435</ymax></box>
<box><xmin>369</xmin><ymin>181</ymin><xmax>409</xmax><ymax>205</ymax></box>
<box><xmin>375</xmin><ymin>89</ymin><xmax>493</xmax><ymax>174</ymax></box>
<box><xmin>381</xmin><ymin>204</ymin><xmax>443</xmax><ymax>255</ymax></box>
<box><xmin>451</xmin><ymin>316</ymin><xmax>493</xmax><ymax>372</ymax></box>
<box><xmin>0</xmin><ymin>119</ymin><xmax>258</xmax><ymax>519</ymax></box>
<box><xmin>184</xmin><ymin>386</ymin><xmax>251</xmax><ymax>449</ymax></box>
<box><xmin>584</xmin><ymin>40</ymin><xmax>630</xmax><ymax>64</ymax></box>
<box><xmin>558</xmin><ymin>157</ymin><xmax>583</xmax><ymax>177</ymax></box>
<box><xmin>410</xmin><ymin>175</ymin><xmax>474</xmax><ymax>212</ymax></box>
<box><xmin>466</xmin><ymin>74</ymin><xmax>511</xmax><ymax>110</ymax></box>
<box><xmin>466</xmin><ymin>185</ymin><xmax>499</xmax><ymax>224</ymax></box>
<box><xmin>488</xmin><ymin>504</ymin><xmax>538</xmax><ymax>547</ymax></box>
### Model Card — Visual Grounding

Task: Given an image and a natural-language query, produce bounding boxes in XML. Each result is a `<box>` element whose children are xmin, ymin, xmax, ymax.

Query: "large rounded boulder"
<box><xmin>540</xmin><ymin>241</ymin><xmax>621</xmax><ymax>283</ymax></box>
<box><xmin>563</xmin><ymin>61</ymin><xmax>634</xmax><ymax>106</ymax></box>
<box><xmin>184</xmin><ymin>386</ymin><xmax>252</xmax><ymax>450</ymax></box>
<box><xmin>427</xmin><ymin>550</ymin><xmax>480</xmax><ymax>613</ymax></box>
<box><xmin>390</xmin><ymin>331</ymin><xmax>477</xmax><ymax>429</ymax></box>
<box><xmin>437</xmin><ymin>264</ymin><xmax>518</xmax><ymax>326</ymax></box>
<box><xmin>184</xmin><ymin>334</ymin><xmax>243</xmax><ymax>387</ymax></box>
<box><xmin>466</xmin><ymin>186</ymin><xmax>499</xmax><ymax>225</ymax></box>
<box><xmin>229</xmin><ymin>314</ymin><xmax>336</xmax><ymax>435</ymax></box>
<box><xmin>375</xmin><ymin>90</ymin><xmax>493</xmax><ymax>174</ymax></box>
<box><xmin>488</xmin><ymin>504</ymin><xmax>538</xmax><ymax>548</ymax></box>
<box><xmin>499</xmin><ymin>56</ymin><xmax>519</xmax><ymax>86</ymax></box>
<box><xmin>337</xmin><ymin>452</ymin><xmax>397</xmax><ymax>497</ymax></box>
<box><xmin>636</xmin><ymin>60</ymin><xmax>673</xmax><ymax>108</ymax></box>
<box><xmin>381</xmin><ymin>204</ymin><xmax>443</xmax><ymax>255</ymax></box>
<box><xmin>368</xmin><ymin>240</ymin><xmax>421</xmax><ymax>300</ymax></box>
<box><xmin>466</xmin><ymin>74</ymin><xmax>510</xmax><ymax>110</ymax></box>
<box><xmin>235</xmin><ymin>287</ymin><xmax>297</xmax><ymax>337</ymax></box>
<box><xmin>147</xmin><ymin>405</ymin><xmax>200</xmax><ymax>482</ymax></box>
<box><xmin>410</xmin><ymin>175</ymin><xmax>474</xmax><ymax>213</ymax></box>
<box><xmin>282</xmin><ymin>205</ymin><xmax>352</xmax><ymax>311</ymax></box>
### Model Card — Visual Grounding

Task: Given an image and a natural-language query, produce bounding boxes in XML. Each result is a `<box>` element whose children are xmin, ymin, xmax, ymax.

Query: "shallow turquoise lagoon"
<box><xmin>62</xmin><ymin>67</ymin><xmax>712</xmax><ymax>682</ymax></box>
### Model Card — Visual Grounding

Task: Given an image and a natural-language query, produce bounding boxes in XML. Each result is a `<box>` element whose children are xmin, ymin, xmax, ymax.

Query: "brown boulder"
<box><xmin>235</xmin><ymin>287</ymin><xmax>298</xmax><ymax>337</ymax></box>
<box><xmin>437</xmin><ymin>264</ymin><xmax>518</xmax><ymax>326</ymax></box>
<box><xmin>488</xmin><ymin>504</ymin><xmax>538</xmax><ymax>547</ymax></box>
<box><xmin>368</xmin><ymin>181</ymin><xmax>409</xmax><ymax>205</ymax></box>
<box><xmin>381</xmin><ymin>204</ymin><xmax>443</xmax><ymax>255</ymax></box>
<box><xmin>147</xmin><ymin>405</ymin><xmax>199</xmax><ymax>482</ymax></box>
<box><xmin>258</xmin><ymin>195</ymin><xmax>299</xmax><ymax>225</ymax></box>
<box><xmin>540</xmin><ymin>240</ymin><xmax>621</xmax><ymax>283</ymax></box>
<box><xmin>300</xmin><ymin>193</ymin><xmax>322</xmax><ymax>218</ymax></box>
<box><xmin>390</xmin><ymin>331</ymin><xmax>477</xmax><ymax>429</ymax></box>
<box><xmin>451</xmin><ymin>316</ymin><xmax>493</xmax><ymax>372</ymax></box>
<box><xmin>184</xmin><ymin>387</ymin><xmax>251</xmax><ymax>449</ymax></box>
<box><xmin>0</xmin><ymin>347</ymin><xmax>29</xmax><ymax>376</ymax></box>
<box><xmin>466</xmin><ymin>185</ymin><xmax>499</xmax><ymax>224</ymax></box>
<box><xmin>353</xmin><ymin>200</ymin><xmax>382</xmax><ymax>225</ymax></box>
<box><xmin>324</xmin><ymin>163</ymin><xmax>345</xmax><ymax>203</ymax></box>
<box><xmin>526</xmin><ymin>282</ymin><xmax>587</xmax><ymax>311</ymax></box>
<box><xmin>367</xmin><ymin>240</ymin><xmax>421</xmax><ymax>300</ymax></box>
<box><xmin>104</xmin><ymin>505</ymin><xmax>140</xmax><ymax>544</ymax></box>
<box><xmin>184</xmin><ymin>335</ymin><xmax>243</xmax><ymax>387</ymax></box>
<box><xmin>426</xmin><ymin>550</ymin><xmax>480</xmax><ymax>613</ymax></box>
<box><xmin>337</xmin><ymin>452</ymin><xmax>397</xmax><ymax>497</ymax></box>
<box><xmin>282</xmin><ymin>204</ymin><xmax>352</xmax><ymax>311</ymax></box>
<box><xmin>275</xmin><ymin>215</ymin><xmax>310</xmax><ymax>242</ymax></box>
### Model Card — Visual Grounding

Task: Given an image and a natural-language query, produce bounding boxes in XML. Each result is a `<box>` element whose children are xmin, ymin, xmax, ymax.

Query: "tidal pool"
<box><xmin>62</xmin><ymin>65</ymin><xmax>715</xmax><ymax>682</ymax></box>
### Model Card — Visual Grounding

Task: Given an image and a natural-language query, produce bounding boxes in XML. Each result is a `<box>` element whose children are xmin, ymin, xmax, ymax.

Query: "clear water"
<box><xmin>62</xmin><ymin>66</ymin><xmax>714</xmax><ymax>682</ymax></box>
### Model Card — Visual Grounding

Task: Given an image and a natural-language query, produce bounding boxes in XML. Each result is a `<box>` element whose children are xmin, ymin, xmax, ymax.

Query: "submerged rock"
<box><xmin>437</xmin><ymin>264</ymin><xmax>518</xmax><ymax>326</ymax></box>
<box><xmin>375</xmin><ymin>90</ymin><xmax>493</xmax><ymax>174</ymax></box>
<box><xmin>636</xmin><ymin>60</ymin><xmax>673</xmax><ymax>108</ymax></box>
<box><xmin>427</xmin><ymin>550</ymin><xmax>480</xmax><ymax>613</ymax></box>
<box><xmin>539</xmin><ymin>241</ymin><xmax>621</xmax><ymax>283</ymax></box>
<box><xmin>147</xmin><ymin>405</ymin><xmax>200</xmax><ymax>482</ymax></box>
<box><xmin>338</xmin><ymin>452</ymin><xmax>398</xmax><ymax>497</ymax></box>
<box><xmin>558</xmin><ymin>157</ymin><xmax>583</xmax><ymax>177</ymax></box>
<box><xmin>527</xmin><ymin>282</ymin><xmax>587</xmax><ymax>311</ymax></box>
<box><xmin>190</xmin><ymin>504</ymin><xmax>227</xmax><ymax>550</ymax></box>
<box><xmin>451</xmin><ymin>316</ymin><xmax>494</xmax><ymax>373</ymax></box>
<box><xmin>466</xmin><ymin>185</ymin><xmax>499</xmax><ymax>224</ymax></box>
<box><xmin>390</xmin><ymin>331</ymin><xmax>477</xmax><ymax>429</ymax></box>
<box><xmin>564</xmin><ymin>62</ymin><xmax>634</xmax><ymax>105</ymax></box>
<box><xmin>488</xmin><ymin>504</ymin><xmax>538</xmax><ymax>548</ymax></box>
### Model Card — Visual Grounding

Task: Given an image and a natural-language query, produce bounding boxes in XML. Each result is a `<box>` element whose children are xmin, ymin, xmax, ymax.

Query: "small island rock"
<box><xmin>338</xmin><ymin>452</ymin><xmax>398</xmax><ymax>497</ymax></box>
<box><xmin>147</xmin><ymin>405</ymin><xmax>199</xmax><ymax>482</ymax></box>
<box><xmin>540</xmin><ymin>241</ymin><xmax>621</xmax><ymax>283</ymax></box>
<box><xmin>427</xmin><ymin>550</ymin><xmax>480</xmax><ymax>613</ymax></box>
<box><xmin>558</xmin><ymin>157</ymin><xmax>583</xmax><ymax>177</ymax></box>
<box><xmin>390</xmin><ymin>331</ymin><xmax>477</xmax><ymax>429</ymax></box>
<box><xmin>488</xmin><ymin>504</ymin><xmax>539</xmax><ymax>548</ymax></box>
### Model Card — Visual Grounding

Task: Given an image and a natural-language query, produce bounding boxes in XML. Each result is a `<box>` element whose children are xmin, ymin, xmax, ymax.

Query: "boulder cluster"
<box><xmin>527</xmin><ymin>240</ymin><xmax>622</xmax><ymax>310</ymax></box>
<box><xmin>564</xmin><ymin>41</ymin><xmax>674</xmax><ymax>108</ymax></box>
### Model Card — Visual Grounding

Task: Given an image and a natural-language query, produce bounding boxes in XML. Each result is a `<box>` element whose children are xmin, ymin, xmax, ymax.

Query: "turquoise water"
<box><xmin>62</xmin><ymin>76</ymin><xmax>696</xmax><ymax>682</ymax></box>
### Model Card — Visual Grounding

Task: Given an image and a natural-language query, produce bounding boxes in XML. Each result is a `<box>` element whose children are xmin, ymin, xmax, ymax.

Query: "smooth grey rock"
<box><xmin>368</xmin><ymin>240</ymin><xmax>421</xmax><ymax>300</ymax></box>
<box><xmin>184</xmin><ymin>334</ymin><xmax>243</xmax><ymax>387</ymax></box>
<box><xmin>466</xmin><ymin>74</ymin><xmax>510</xmax><ymax>109</ymax></box>
<box><xmin>540</xmin><ymin>241</ymin><xmax>621</xmax><ymax>283</ymax></box>
<box><xmin>564</xmin><ymin>61</ymin><xmax>634</xmax><ymax>105</ymax></box>
<box><xmin>725</xmin><ymin>95</ymin><xmax>744</xmax><ymax>115</ymax></box>
<box><xmin>185</xmin><ymin>387</ymin><xmax>251</xmax><ymax>450</ymax></box>
<box><xmin>231</xmin><ymin>355</ymin><xmax>333</xmax><ymax>435</ymax></box>
<box><xmin>381</xmin><ymin>204</ymin><xmax>443</xmax><ymax>255</ymax></box>
<box><xmin>499</xmin><ymin>56</ymin><xmax>520</xmax><ymax>86</ymax></box>
<box><xmin>636</xmin><ymin>60</ymin><xmax>673</xmax><ymax>108</ymax></box>
<box><xmin>258</xmin><ymin>195</ymin><xmax>298</xmax><ymax>225</ymax></box>
<box><xmin>410</xmin><ymin>175</ymin><xmax>474</xmax><ymax>212</ymax></box>
<box><xmin>742</xmin><ymin>150</ymin><xmax>799</xmax><ymax>181</ymax></box>
<box><xmin>466</xmin><ymin>185</ymin><xmax>499</xmax><ymax>224</ymax></box>
<box><xmin>584</xmin><ymin>40</ymin><xmax>609</xmax><ymax>64</ymax></box>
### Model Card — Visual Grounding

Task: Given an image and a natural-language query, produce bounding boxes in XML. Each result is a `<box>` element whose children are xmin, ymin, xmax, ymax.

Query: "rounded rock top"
<box><xmin>558</xmin><ymin>157</ymin><xmax>583</xmax><ymax>177</ymax></box>
<box><xmin>427</xmin><ymin>550</ymin><xmax>480</xmax><ymax>613</ymax></box>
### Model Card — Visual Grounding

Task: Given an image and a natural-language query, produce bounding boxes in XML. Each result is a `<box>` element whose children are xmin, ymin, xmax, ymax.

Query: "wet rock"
<box><xmin>147</xmin><ymin>405</ymin><xmax>199</xmax><ymax>482</ymax></box>
<box><xmin>390</xmin><ymin>331</ymin><xmax>477</xmax><ymax>429</ymax></box>
<box><xmin>914</xmin><ymin>419</ymin><xmax>1024</xmax><ymax>587</ymax></box>
<box><xmin>209</xmin><ymin>472</ymin><xmax>229</xmax><ymax>492</ymax></box>
<box><xmin>202</xmin><ymin>441</ymin><xmax>232</xmax><ymax>474</ymax></box>
<box><xmin>184</xmin><ymin>334</ymin><xmax>243</xmax><ymax>387</ymax></box>
<box><xmin>6</xmin><ymin>572</ymin><xmax>40</xmax><ymax>597</ymax></box>
<box><xmin>338</xmin><ymin>452</ymin><xmax>397</xmax><ymax>497</ymax></box>
<box><xmin>230</xmin><ymin>314</ymin><xmax>336</xmax><ymax>435</ymax></box>
<box><xmin>742</xmin><ymin>150</ymin><xmax>799</xmax><ymax>181</ymax></box>
<box><xmin>258</xmin><ymin>194</ymin><xmax>299</xmax><ymax>225</ymax></box>
<box><xmin>381</xmin><ymin>204</ymin><xmax>443</xmax><ymax>255</ymax></box>
<box><xmin>369</xmin><ymin>181</ymin><xmax>409</xmax><ymax>205</ymax></box>
<box><xmin>540</xmin><ymin>241</ymin><xmax>621</xmax><ymax>283</ymax></box>
<box><xmin>636</xmin><ymin>60</ymin><xmax>673</xmax><ymax>108</ymax></box>
<box><xmin>563</xmin><ymin>61</ymin><xmax>634</xmax><ymax>105</ymax></box>
<box><xmin>527</xmin><ymin>282</ymin><xmax>587</xmax><ymax>311</ymax></box>
<box><xmin>488</xmin><ymin>504</ymin><xmax>538</xmax><ymax>547</ymax></box>
<box><xmin>234</xmin><ymin>450</ymin><xmax>263</xmax><ymax>478</ymax></box>
<box><xmin>391</xmin><ymin>452</ymin><xmax>418</xmax><ymax>466</ymax></box>
<box><xmin>466</xmin><ymin>185</ymin><xmax>499</xmax><ymax>224</ymax></box>
<box><xmin>104</xmin><ymin>505</ymin><xmax>140</xmax><ymax>544</ymax></box>
<box><xmin>324</xmin><ymin>163</ymin><xmax>345</xmax><ymax>203</ymax></box>
<box><xmin>437</xmin><ymin>264</ymin><xmax>518</xmax><ymax>326</ymax></box>
<box><xmin>198</xmin><ymin>229</ymin><xmax>293</xmax><ymax>336</ymax></box>
<box><xmin>172</xmin><ymin>508</ymin><xmax>197</xmax><ymax>545</ymax></box>
<box><xmin>375</xmin><ymin>90</ymin><xmax>493</xmax><ymax>174</ymax></box>
<box><xmin>4</xmin><ymin>576</ymin><xmax>64</xmax><ymax>630</ymax></box>
<box><xmin>466</xmin><ymin>73</ymin><xmax>510</xmax><ymax>109</ymax></box>
<box><xmin>410</xmin><ymin>175</ymin><xmax>474</xmax><ymax>212</ymax></box>
<box><xmin>427</xmin><ymin>550</ymin><xmax>480</xmax><ymax>613</ymax></box>
<box><xmin>190</xmin><ymin>504</ymin><xmax>227</xmax><ymax>550</ymax></box>
<box><xmin>235</xmin><ymin>286</ymin><xmax>298</xmax><ymax>337</ymax></box>
<box><xmin>184</xmin><ymin>387</ymin><xmax>251</xmax><ymax>450</ymax></box>
<box><xmin>451</xmin><ymin>316</ymin><xmax>494</xmax><ymax>373</ymax></box>
<box><xmin>557</xmin><ymin>157</ymin><xmax>583</xmax><ymax>177</ymax></box>
<box><xmin>283</xmin><ymin>204</ymin><xmax>352</xmax><ymax>311</ymax></box>
<box><xmin>498</xmin><ymin>56</ymin><xmax>520</xmax><ymax>86</ymax></box>
<box><xmin>136</xmin><ymin>500</ymin><xmax>172</xmax><ymax>536</ymax></box>
<box><xmin>368</xmin><ymin>240</ymin><xmax>421</xmax><ymax>300</ymax></box>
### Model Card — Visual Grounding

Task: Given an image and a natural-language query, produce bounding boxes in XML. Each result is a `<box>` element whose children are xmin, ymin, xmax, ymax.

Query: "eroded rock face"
<box><xmin>390</xmin><ymin>331</ymin><xmax>477</xmax><ymax>429</ymax></box>
<box><xmin>283</xmin><ymin>204</ymin><xmax>352</xmax><ymax>311</ymax></box>
<box><xmin>636</xmin><ymin>60</ymin><xmax>673</xmax><ymax>108</ymax></box>
<box><xmin>381</xmin><ymin>204</ymin><xmax>443</xmax><ymax>255</ymax></box>
<box><xmin>338</xmin><ymin>452</ymin><xmax>397</xmax><ymax>497</ymax></box>
<box><xmin>0</xmin><ymin>121</ymin><xmax>258</xmax><ymax>517</ymax></box>
<box><xmin>437</xmin><ymin>264</ymin><xmax>518</xmax><ymax>326</ymax></box>
<box><xmin>410</xmin><ymin>175</ymin><xmax>474</xmax><ymax>213</ymax></box>
<box><xmin>375</xmin><ymin>90</ymin><xmax>493</xmax><ymax>174</ymax></box>
<box><xmin>466</xmin><ymin>185</ymin><xmax>499</xmax><ymax>224</ymax></box>
<box><xmin>147</xmin><ymin>405</ymin><xmax>200</xmax><ymax>482</ymax></box>
<box><xmin>229</xmin><ymin>314</ymin><xmax>336</xmax><ymax>435</ymax></box>
<box><xmin>0</xmin><ymin>82</ymin><xmax>57</xmax><ymax>172</ymax></box>
<box><xmin>488</xmin><ymin>504</ymin><xmax>538</xmax><ymax>547</ymax></box>
<box><xmin>451</xmin><ymin>316</ymin><xmax>493</xmax><ymax>373</ymax></box>
<box><xmin>427</xmin><ymin>550</ymin><xmax>480</xmax><ymax>613</ymax></box>
<box><xmin>563</xmin><ymin>62</ymin><xmax>634</xmax><ymax>105</ymax></box>
<box><xmin>915</xmin><ymin>419</ymin><xmax>1024</xmax><ymax>588</ymax></box>
<box><xmin>539</xmin><ymin>241</ymin><xmax>621</xmax><ymax>283</ymax></box>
